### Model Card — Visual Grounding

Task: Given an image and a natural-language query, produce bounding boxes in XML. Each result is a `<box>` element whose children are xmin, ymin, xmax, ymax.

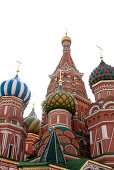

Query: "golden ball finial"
<box><xmin>61</xmin><ymin>33</ymin><xmax>71</xmax><ymax>44</ymax></box>
<box><xmin>100</xmin><ymin>55</ymin><xmax>103</xmax><ymax>60</ymax></box>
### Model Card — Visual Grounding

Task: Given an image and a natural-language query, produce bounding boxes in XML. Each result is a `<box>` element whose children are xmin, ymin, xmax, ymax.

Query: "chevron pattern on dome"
<box><xmin>44</xmin><ymin>85</ymin><xmax>77</xmax><ymax>115</ymax></box>
<box><xmin>0</xmin><ymin>75</ymin><xmax>31</xmax><ymax>104</ymax></box>
<box><xmin>89</xmin><ymin>60</ymin><xmax>114</xmax><ymax>88</ymax></box>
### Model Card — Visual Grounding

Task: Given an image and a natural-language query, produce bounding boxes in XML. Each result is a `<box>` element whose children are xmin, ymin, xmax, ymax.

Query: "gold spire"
<box><xmin>97</xmin><ymin>45</ymin><xmax>103</xmax><ymax>60</ymax></box>
<box><xmin>59</xmin><ymin>69</ymin><xmax>62</xmax><ymax>85</ymax></box>
<box><xmin>16</xmin><ymin>61</ymin><xmax>22</xmax><ymax>74</ymax></box>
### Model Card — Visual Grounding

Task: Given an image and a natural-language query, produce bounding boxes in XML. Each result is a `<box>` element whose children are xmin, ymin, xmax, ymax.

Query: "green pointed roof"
<box><xmin>39</xmin><ymin>128</ymin><xmax>66</xmax><ymax>164</ymax></box>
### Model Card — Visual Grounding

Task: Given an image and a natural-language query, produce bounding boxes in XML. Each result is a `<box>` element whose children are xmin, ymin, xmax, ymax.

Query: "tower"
<box><xmin>0</xmin><ymin>74</ymin><xmax>31</xmax><ymax>161</ymax></box>
<box><xmin>86</xmin><ymin>57</ymin><xmax>114</xmax><ymax>166</ymax></box>
<box><xmin>24</xmin><ymin>106</ymin><xmax>40</xmax><ymax>160</ymax></box>
<box><xmin>40</xmin><ymin>34</ymin><xmax>91</xmax><ymax>158</ymax></box>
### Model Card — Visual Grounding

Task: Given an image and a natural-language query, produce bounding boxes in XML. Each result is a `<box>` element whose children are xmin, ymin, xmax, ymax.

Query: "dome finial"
<box><xmin>59</xmin><ymin>69</ymin><xmax>62</xmax><ymax>85</ymax></box>
<box><xmin>65</xmin><ymin>27</ymin><xmax>68</xmax><ymax>36</ymax></box>
<box><xmin>16</xmin><ymin>61</ymin><xmax>22</xmax><ymax>75</ymax></box>
<box><xmin>33</xmin><ymin>102</ymin><xmax>35</xmax><ymax>107</ymax></box>
<box><xmin>97</xmin><ymin>45</ymin><xmax>103</xmax><ymax>60</ymax></box>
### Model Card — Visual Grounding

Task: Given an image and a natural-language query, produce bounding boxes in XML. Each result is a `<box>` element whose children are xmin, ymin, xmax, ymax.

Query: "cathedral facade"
<box><xmin>0</xmin><ymin>34</ymin><xmax>114</xmax><ymax>170</ymax></box>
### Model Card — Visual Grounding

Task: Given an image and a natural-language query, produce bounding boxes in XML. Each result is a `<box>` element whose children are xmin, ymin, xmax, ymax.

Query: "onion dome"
<box><xmin>0</xmin><ymin>74</ymin><xmax>31</xmax><ymax>104</ymax></box>
<box><xmin>61</xmin><ymin>33</ymin><xmax>71</xmax><ymax>44</ymax></box>
<box><xmin>24</xmin><ymin>107</ymin><xmax>40</xmax><ymax>134</ymax></box>
<box><xmin>89</xmin><ymin>60</ymin><xmax>114</xmax><ymax>88</ymax></box>
<box><xmin>43</xmin><ymin>84</ymin><xmax>77</xmax><ymax>115</ymax></box>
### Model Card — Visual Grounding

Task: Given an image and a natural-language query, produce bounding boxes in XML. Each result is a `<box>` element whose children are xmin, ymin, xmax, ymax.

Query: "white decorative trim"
<box><xmin>103</xmin><ymin>101</ymin><xmax>114</xmax><ymax>109</ymax></box>
<box><xmin>89</xmin><ymin>105</ymin><xmax>100</xmax><ymax>115</ymax></box>
<box><xmin>92</xmin><ymin>80</ymin><xmax>114</xmax><ymax>88</ymax></box>
<box><xmin>88</xmin><ymin>120</ymin><xmax>114</xmax><ymax>130</ymax></box>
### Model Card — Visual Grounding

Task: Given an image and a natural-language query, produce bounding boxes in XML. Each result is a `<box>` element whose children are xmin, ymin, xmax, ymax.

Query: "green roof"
<box><xmin>18</xmin><ymin>162</ymin><xmax>49</xmax><ymax>168</ymax></box>
<box><xmin>66</xmin><ymin>158</ymin><xmax>88</xmax><ymax>170</ymax></box>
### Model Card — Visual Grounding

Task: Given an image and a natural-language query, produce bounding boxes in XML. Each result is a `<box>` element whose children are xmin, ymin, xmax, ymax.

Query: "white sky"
<box><xmin>0</xmin><ymin>0</ymin><xmax>114</xmax><ymax>119</ymax></box>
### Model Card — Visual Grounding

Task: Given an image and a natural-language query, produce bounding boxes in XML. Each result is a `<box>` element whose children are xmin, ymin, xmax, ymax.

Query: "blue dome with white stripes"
<box><xmin>0</xmin><ymin>75</ymin><xmax>31</xmax><ymax>104</ymax></box>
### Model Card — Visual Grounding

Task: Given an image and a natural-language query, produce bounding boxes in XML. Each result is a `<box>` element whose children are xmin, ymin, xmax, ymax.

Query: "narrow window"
<box><xmin>99</xmin><ymin>142</ymin><xmax>102</xmax><ymax>155</ymax></box>
<box><xmin>13</xmin><ymin>107</ymin><xmax>16</xmax><ymax>116</ymax></box>
<box><xmin>4</xmin><ymin>106</ymin><xmax>7</xmax><ymax>115</ymax></box>
<box><xmin>66</xmin><ymin>116</ymin><xmax>68</xmax><ymax>125</ymax></box>
<box><xmin>26</xmin><ymin>144</ymin><xmax>28</xmax><ymax>151</ymax></box>
<box><xmin>57</xmin><ymin>115</ymin><xmax>59</xmax><ymax>123</ymax></box>
<box><xmin>98</xmin><ymin>93</ymin><xmax>101</xmax><ymax>99</ymax></box>
<box><xmin>101</xmin><ymin>125</ymin><xmax>108</xmax><ymax>139</ymax></box>
<box><xmin>107</xmin><ymin>91</ymin><xmax>110</xmax><ymax>96</ymax></box>
<box><xmin>9</xmin><ymin>145</ymin><xmax>13</xmax><ymax>158</ymax></box>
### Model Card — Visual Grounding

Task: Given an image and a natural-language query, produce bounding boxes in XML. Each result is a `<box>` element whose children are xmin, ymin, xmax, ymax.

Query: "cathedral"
<box><xmin>0</xmin><ymin>34</ymin><xmax>114</xmax><ymax>170</ymax></box>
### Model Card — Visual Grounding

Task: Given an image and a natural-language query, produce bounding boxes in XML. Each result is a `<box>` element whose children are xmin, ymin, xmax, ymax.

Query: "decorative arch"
<box><xmin>72</xmin><ymin>139</ymin><xmax>79</xmax><ymax>148</ymax></box>
<box><xmin>65</xmin><ymin>144</ymin><xmax>78</xmax><ymax>155</ymax></box>
<box><xmin>58</xmin><ymin>135</ymin><xmax>71</xmax><ymax>144</ymax></box>
<box><xmin>89</xmin><ymin>105</ymin><xmax>100</xmax><ymax>115</ymax></box>
<box><xmin>56</xmin><ymin>128</ymin><xmax>63</xmax><ymax>135</ymax></box>
<box><xmin>37</xmin><ymin>144</ymin><xmax>46</xmax><ymax>156</ymax></box>
<box><xmin>103</xmin><ymin>101</ymin><xmax>114</xmax><ymax>109</ymax></box>
<box><xmin>64</xmin><ymin>130</ymin><xmax>75</xmax><ymax>138</ymax></box>
<box><xmin>88</xmin><ymin>120</ymin><xmax>92</xmax><ymax>127</ymax></box>
<box><xmin>42</xmin><ymin>131</ymin><xmax>49</xmax><ymax>140</ymax></box>
<box><xmin>44</xmin><ymin>136</ymin><xmax>49</xmax><ymax>144</ymax></box>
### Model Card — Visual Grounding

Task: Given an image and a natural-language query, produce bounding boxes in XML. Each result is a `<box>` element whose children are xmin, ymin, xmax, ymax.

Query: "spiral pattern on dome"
<box><xmin>43</xmin><ymin>84</ymin><xmax>77</xmax><ymax>115</ymax></box>
<box><xmin>0</xmin><ymin>75</ymin><xmax>31</xmax><ymax>104</ymax></box>
<box><xmin>89</xmin><ymin>60</ymin><xmax>114</xmax><ymax>88</ymax></box>
<box><xmin>24</xmin><ymin>117</ymin><xmax>40</xmax><ymax>134</ymax></box>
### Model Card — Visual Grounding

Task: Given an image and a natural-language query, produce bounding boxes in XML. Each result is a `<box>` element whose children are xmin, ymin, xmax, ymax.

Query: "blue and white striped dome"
<box><xmin>0</xmin><ymin>75</ymin><xmax>31</xmax><ymax>104</ymax></box>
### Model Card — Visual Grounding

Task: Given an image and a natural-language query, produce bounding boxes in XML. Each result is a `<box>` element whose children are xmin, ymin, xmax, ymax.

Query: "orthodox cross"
<box><xmin>16</xmin><ymin>61</ymin><xmax>22</xmax><ymax>74</ymax></box>
<box><xmin>97</xmin><ymin>45</ymin><xmax>103</xmax><ymax>60</ymax></box>
<box><xmin>65</xmin><ymin>27</ymin><xmax>68</xmax><ymax>36</ymax></box>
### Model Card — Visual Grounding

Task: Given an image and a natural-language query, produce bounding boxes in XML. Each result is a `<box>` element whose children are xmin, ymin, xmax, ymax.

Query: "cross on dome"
<box><xmin>97</xmin><ymin>45</ymin><xmax>103</xmax><ymax>60</ymax></box>
<box><xmin>16</xmin><ymin>61</ymin><xmax>22</xmax><ymax>74</ymax></box>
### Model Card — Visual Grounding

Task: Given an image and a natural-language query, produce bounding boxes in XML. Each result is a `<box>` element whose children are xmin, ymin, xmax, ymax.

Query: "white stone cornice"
<box><xmin>88</xmin><ymin>120</ymin><xmax>114</xmax><ymax>130</ymax></box>
<box><xmin>92</xmin><ymin>80</ymin><xmax>114</xmax><ymax>88</ymax></box>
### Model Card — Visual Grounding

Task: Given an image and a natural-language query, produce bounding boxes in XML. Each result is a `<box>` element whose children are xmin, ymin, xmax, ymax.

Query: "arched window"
<box><xmin>107</xmin><ymin>91</ymin><xmax>110</xmax><ymax>96</ymax></box>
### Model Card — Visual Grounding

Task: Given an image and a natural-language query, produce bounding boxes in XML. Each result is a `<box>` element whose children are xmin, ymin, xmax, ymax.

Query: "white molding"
<box><xmin>92</xmin><ymin>80</ymin><xmax>114</xmax><ymax>88</ymax></box>
<box><xmin>88</xmin><ymin>121</ymin><xmax>114</xmax><ymax>130</ymax></box>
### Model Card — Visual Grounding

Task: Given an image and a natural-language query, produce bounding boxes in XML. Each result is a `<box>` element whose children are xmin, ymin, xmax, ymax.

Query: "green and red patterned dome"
<box><xmin>43</xmin><ymin>84</ymin><xmax>77</xmax><ymax>115</ymax></box>
<box><xmin>24</xmin><ymin>107</ymin><xmax>40</xmax><ymax>134</ymax></box>
<box><xmin>89</xmin><ymin>60</ymin><xmax>114</xmax><ymax>88</ymax></box>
